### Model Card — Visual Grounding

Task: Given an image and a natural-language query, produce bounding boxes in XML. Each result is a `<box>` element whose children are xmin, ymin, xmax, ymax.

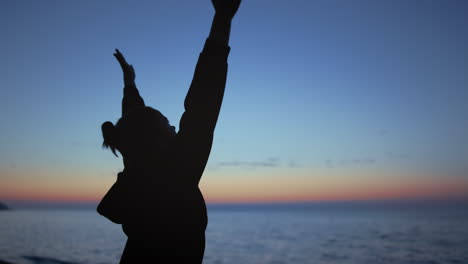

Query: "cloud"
<box><xmin>385</xmin><ymin>152</ymin><xmax>410</xmax><ymax>159</ymax></box>
<box><xmin>325</xmin><ymin>157</ymin><xmax>376</xmax><ymax>168</ymax></box>
<box><xmin>214</xmin><ymin>157</ymin><xmax>303</xmax><ymax>169</ymax></box>
<box><xmin>217</xmin><ymin>157</ymin><xmax>280</xmax><ymax>168</ymax></box>
<box><xmin>351</xmin><ymin>158</ymin><xmax>375</xmax><ymax>165</ymax></box>
<box><xmin>288</xmin><ymin>161</ymin><xmax>302</xmax><ymax>168</ymax></box>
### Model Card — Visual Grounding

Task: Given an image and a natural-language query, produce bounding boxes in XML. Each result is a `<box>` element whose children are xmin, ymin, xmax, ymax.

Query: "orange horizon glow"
<box><xmin>1</xmin><ymin>167</ymin><xmax>467</xmax><ymax>204</ymax></box>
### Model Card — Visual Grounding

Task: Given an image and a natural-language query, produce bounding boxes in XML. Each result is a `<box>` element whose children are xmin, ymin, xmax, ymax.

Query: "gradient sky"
<box><xmin>1</xmin><ymin>0</ymin><xmax>468</xmax><ymax>204</ymax></box>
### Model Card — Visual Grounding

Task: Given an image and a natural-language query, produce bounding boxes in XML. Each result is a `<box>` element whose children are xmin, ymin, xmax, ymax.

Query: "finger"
<box><xmin>114</xmin><ymin>52</ymin><xmax>127</xmax><ymax>66</ymax></box>
<box><xmin>114</xmin><ymin>51</ymin><xmax>122</xmax><ymax>59</ymax></box>
<box><xmin>114</xmin><ymin>54</ymin><xmax>125</xmax><ymax>65</ymax></box>
<box><xmin>114</xmin><ymin>49</ymin><xmax>125</xmax><ymax>58</ymax></box>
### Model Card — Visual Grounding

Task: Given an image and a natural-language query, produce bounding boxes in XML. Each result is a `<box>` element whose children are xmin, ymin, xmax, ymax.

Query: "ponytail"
<box><xmin>102</xmin><ymin>121</ymin><xmax>118</xmax><ymax>157</ymax></box>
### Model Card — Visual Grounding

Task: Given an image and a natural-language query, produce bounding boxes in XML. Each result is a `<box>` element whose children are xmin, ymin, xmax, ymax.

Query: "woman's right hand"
<box><xmin>211</xmin><ymin>0</ymin><xmax>241</xmax><ymax>20</ymax></box>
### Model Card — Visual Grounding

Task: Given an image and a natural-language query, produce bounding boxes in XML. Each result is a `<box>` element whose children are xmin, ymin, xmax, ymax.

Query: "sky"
<box><xmin>1</xmin><ymin>0</ymin><xmax>468</xmax><ymax>205</ymax></box>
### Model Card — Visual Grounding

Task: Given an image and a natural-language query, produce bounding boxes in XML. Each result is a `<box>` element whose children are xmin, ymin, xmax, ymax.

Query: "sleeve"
<box><xmin>175</xmin><ymin>38</ymin><xmax>230</xmax><ymax>184</ymax></box>
<box><xmin>122</xmin><ymin>83</ymin><xmax>145</xmax><ymax>117</ymax></box>
<box><xmin>178</xmin><ymin>38</ymin><xmax>231</xmax><ymax>137</ymax></box>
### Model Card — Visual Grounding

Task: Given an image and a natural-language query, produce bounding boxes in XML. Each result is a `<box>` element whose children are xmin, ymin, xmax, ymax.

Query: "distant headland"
<box><xmin>0</xmin><ymin>201</ymin><xmax>10</xmax><ymax>210</ymax></box>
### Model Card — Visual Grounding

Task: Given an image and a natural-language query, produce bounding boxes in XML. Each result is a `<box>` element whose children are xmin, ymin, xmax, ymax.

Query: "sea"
<box><xmin>1</xmin><ymin>201</ymin><xmax>467</xmax><ymax>264</ymax></box>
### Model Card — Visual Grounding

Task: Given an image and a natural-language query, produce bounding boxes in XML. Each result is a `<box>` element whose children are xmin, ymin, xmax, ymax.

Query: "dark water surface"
<box><xmin>1</xmin><ymin>201</ymin><xmax>467</xmax><ymax>264</ymax></box>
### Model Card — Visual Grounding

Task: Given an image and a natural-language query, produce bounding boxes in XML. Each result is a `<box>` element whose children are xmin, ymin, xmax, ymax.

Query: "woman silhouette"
<box><xmin>97</xmin><ymin>0</ymin><xmax>241</xmax><ymax>263</ymax></box>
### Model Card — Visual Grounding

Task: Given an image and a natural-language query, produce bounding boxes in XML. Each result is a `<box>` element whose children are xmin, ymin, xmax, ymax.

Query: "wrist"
<box><xmin>124</xmin><ymin>80</ymin><xmax>135</xmax><ymax>87</ymax></box>
<box><xmin>214</xmin><ymin>12</ymin><xmax>233</xmax><ymax>23</ymax></box>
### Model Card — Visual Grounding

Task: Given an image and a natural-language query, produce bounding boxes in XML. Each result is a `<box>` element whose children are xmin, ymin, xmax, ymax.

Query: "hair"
<box><xmin>102</xmin><ymin>121</ymin><xmax>119</xmax><ymax>157</ymax></box>
<box><xmin>101</xmin><ymin>107</ymin><xmax>171</xmax><ymax>158</ymax></box>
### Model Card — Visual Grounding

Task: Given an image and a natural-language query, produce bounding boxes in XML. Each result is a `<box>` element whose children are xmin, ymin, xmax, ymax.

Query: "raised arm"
<box><xmin>175</xmin><ymin>0</ymin><xmax>241</xmax><ymax>184</ymax></box>
<box><xmin>209</xmin><ymin>0</ymin><xmax>241</xmax><ymax>46</ymax></box>
<box><xmin>179</xmin><ymin>0</ymin><xmax>241</xmax><ymax>136</ymax></box>
<box><xmin>114</xmin><ymin>49</ymin><xmax>145</xmax><ymax>116</ymax></box>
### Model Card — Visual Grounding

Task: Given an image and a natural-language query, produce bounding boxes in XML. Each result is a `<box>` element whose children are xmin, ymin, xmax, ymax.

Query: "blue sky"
<box><xmin>1</xmin><ymin>0</ymin><xmax>468</xmax><ymax>202</ymax></box>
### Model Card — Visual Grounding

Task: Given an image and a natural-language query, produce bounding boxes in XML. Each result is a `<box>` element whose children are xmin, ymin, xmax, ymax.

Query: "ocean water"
<box><xmin>1</xmin><ymin>202</ymin><xmax>467</xmax><ymax>264</ymax></box>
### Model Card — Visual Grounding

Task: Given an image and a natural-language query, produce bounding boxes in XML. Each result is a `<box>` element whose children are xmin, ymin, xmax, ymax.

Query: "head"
<box><xmin>101</xmin><ymin>107</ymin><xmax>176</xmax><ymax>162</ymax></box>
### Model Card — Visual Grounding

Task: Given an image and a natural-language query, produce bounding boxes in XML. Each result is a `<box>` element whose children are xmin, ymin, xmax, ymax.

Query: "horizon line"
<box><xmin>3</xmin><ymin>195</ymin><xmax>468</xmax><ymax>209</ymax></box>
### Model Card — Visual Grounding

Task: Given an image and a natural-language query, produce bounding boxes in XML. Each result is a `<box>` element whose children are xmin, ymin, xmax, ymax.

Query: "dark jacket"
<box><xmin>97</xmin><ymin>39</ymin><xmax>230</xmax><ymax>237</ymax></box>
